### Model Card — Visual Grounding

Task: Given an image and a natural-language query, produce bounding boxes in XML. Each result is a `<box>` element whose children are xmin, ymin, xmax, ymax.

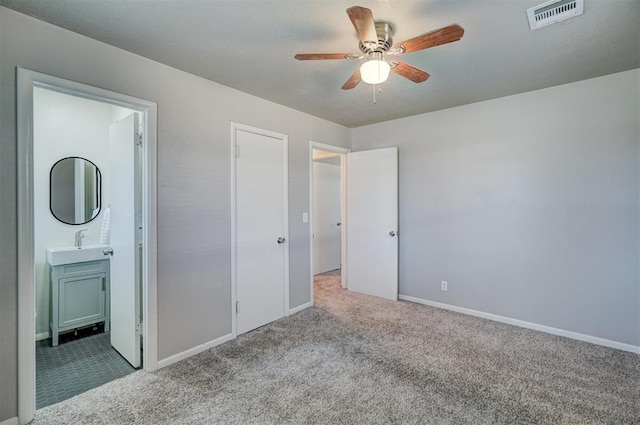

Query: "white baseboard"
<box><xmin>36</xmin><ymin>332</ymin><xmax>50</xmax><ymax>342</ymax></box>
<box><xmin>156</xmin><ymin>333</ymin><xmax>234</xmax><ymax>369</ymax></box>
<box><xmin>289</xmin><ymin>301</ymin><xmax>312</xmax><ymax>315</ymax></box>
<box><xmin>0</xmin><ymin>416</ymin><xmax>19</xmax><ymax>425</ymax></box>
<box><xmin>399</xmin><ymin>294</ymin><xmax>640</xmax><ymax>354</ymax></box>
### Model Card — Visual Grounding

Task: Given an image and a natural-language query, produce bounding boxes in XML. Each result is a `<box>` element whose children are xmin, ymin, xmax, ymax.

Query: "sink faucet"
<box><xmin>74</xmin><ymin>229</ymin><xmax>88</xmax><ymax>248</ymax></box>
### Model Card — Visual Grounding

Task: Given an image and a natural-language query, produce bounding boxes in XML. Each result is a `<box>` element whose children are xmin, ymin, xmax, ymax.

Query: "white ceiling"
<box><xmin>2</xmin><ymin>0</ymin><xmax>638</xmax><ymax>127</ymax></box>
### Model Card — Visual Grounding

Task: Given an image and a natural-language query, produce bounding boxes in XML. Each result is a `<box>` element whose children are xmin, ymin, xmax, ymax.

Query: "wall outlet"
<box><xmin>441</xmin><ymin>281</ymin><xmax>448</xmax><ymax>291</ymax></box>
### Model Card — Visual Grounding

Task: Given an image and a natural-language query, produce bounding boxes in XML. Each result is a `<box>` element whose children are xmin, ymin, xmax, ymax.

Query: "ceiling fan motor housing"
<box><xmin>359</xmin><ymin>21</ymin><xmax>394</xmax><ymax>54</ymax></box>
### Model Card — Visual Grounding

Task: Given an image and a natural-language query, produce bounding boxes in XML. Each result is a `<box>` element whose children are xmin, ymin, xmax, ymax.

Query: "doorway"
<box><xmin>17</xmin><ymin>69</ymin><xmax>158</xmax><ymax>423</ymax></box>
<box><xmin>313</xmin><ymin>150</ymin><xmax>342</xmax><ymax>275</ymax></box>
<box><xmin>309</xmin><ymin>142</ymin><xmax>350</xmax><ymax>300</ymax></box>
<box><xmin>309</xmin><ymin>143</ymin><xmax>399</xmax><ymax>304</ymax></box>
<box><xmin>33</xmin><ymin>87</ymin><xmax>142</xmax><ymax>408</ymax></box>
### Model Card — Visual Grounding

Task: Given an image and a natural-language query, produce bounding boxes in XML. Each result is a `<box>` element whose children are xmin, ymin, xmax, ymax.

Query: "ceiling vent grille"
<box><xmin>527</xmin><ymin>0</ymin><xmax>584</xmax><ymax>31</ymax></box>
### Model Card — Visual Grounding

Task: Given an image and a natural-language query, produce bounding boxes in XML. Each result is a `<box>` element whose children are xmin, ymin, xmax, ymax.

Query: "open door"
<box><xmin>108</xmin><ymin>113</ymin><xmax>141</xmax><ymax>368</ymax></box>
<box><xmin>313</xmin><ymin>160</ymin><xmax>342</xmax><ymax>274</ymax></box>
<box><xmin>346</xmin><ymin>147</ymin><xmax>398</xmax><ymax>300</ymax></box>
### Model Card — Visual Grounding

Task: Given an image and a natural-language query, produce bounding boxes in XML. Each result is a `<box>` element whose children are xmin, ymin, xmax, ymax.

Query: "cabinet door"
<box><xmin>58</xmin><ymin>272</ymin><xmax>106</xmax><ymax>328</ymax></box>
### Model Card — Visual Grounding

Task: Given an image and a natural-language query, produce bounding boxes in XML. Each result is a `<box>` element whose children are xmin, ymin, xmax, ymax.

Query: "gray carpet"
<box><xmin>34</xmin><ymin>275</ymin><xmax>640</xmax><ymax>424</ymax></box>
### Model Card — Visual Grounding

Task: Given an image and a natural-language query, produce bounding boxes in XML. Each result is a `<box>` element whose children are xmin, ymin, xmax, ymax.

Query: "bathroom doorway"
<box><xmin>17</xmin><ymin>69</ymin><xmax>158</xmax><ymax>422</ymax></box>
<box><xmin>309</xmin><ymin>142</ymin><xmax>349</xmax><ymax>301</ymax></box>
<box><xmin>33</xmin><ymin>87</ymin><xmax>141</xmax><ymax>408</ymax></box>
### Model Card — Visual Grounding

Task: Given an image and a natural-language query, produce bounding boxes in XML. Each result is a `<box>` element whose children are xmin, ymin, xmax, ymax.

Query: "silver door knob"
<box><xmin>277</xmin><ymin>237</ymin><xmax>286</xmax><ymax>244</ymax></box>
<box><xmin>337</xmin><ymin>222</ymin><xmax>342</xmax><ymax>227</ymax></box>
<box><xmin>389</xmin><ymin>231</ymin><xmax>397</xmax><ymax>237</ymax></box>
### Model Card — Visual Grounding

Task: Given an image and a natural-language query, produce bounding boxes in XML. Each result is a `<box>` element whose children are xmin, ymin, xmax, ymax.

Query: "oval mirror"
<box><xmin>50</xmin><ymin>157</ymin><xmax>102</xmax><ymax>225</ymax></box>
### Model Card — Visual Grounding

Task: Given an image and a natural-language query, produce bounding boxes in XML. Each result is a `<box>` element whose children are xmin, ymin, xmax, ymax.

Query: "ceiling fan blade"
<box><xmin>341</xmin><ymin>68</ymin><xmax>361</xmax><ymax>90</ymax></box>
<box><xmin>392</xmin><ymin>24</ymin><xmax>464</xmax><ymax>54</ymax></box>
<box><xmin>295</xmin><ymin>53</ymin><xmax>360</xmax><ymax>60</ymax></box>
<box><xmin>390</xmin><ymin>61</ymin><xmax>430</xmax><ymax>83</ymax></box>
<box><xmin>346</xmin><ymin>6</ymin><xmax>378</xmax><ymax>47</ymax></box>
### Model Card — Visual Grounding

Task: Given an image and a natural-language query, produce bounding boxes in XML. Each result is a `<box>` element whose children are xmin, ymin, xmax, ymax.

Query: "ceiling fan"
<box><xmin>295</xmin><ymin>6</ymin><xmax>464</xmax><ymax>90</ymax></box>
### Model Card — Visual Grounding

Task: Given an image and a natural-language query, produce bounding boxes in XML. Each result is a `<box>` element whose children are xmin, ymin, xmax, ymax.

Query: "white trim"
<box><xmin>230</xmin><ymin>122</ymin><xmax>290</xmax><ymax>337</ymax></box>
<box><xmin>283</xmin><ymin>134</ymin><xmax>290</xmax><ymax>317</ymax></box>
<box><xmin>142</xmin><ymin>96</ymin><xmax>160</xmax><ymax>373</ymax></box>
<box><xmin>230</xmin><ymin>124</ymin><xmax>238</xmax><ymax>338</ymax></box>
<box><xmin>35</xmin><ymin>332</ymin><xmax>49</xmax><ymax>342</ymax></box>
<box><xmin>399</xmin><ymin>294</ymin><xmax>640</xmax><ymax>354</ymax></box>
<box><xmin>0</xmin><ymin>417</ymin><xmax>19</xmax><ymax>425</ymax></box>
<box><xmin>339</xmin><ymin>153</ymin><xmax>348</xmax><ymax>290</ymax></box>
<box><xmin>289</xmin><ymin>301</ymin><xmax>312</xmax><ymax>315</ymax></box>
<box><xmin>17</xmin><ymin>69</ymin><xmax>35</xmax><ymax>425</ymax></box>
<box><xmin>17</xmin><ymin>68</ymin><xmax>159</xmax><ymax>424</ymax></box>
<box><xmin>309</xmin><ymin>141</ymin><xmax>351</xmax><ymax>301</ymax></box>
<box><xmin>229</xmin><ymin>121</ymin><xmax>238</xmax><ymax>338</ymax></box>
<box><xmin>156</xmin><ymin>333</ymin><xmax>235</xmax><ymax>369</ymax></box>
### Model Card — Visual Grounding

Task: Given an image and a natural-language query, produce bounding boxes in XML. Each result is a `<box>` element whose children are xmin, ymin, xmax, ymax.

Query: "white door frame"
<box><xmin>309</xmin><ymin>141</ymin><xmax>350</xmax><ymax>301</ymax></box>
<box><xmin>17</xmin><ymin>68</ymin><xmax>158</xmax><ymax>424</ymax></box>
<box><xmin>230</xmin><ymin>122</ymin><xmax>289</xmax><ymax>338</ymax></box>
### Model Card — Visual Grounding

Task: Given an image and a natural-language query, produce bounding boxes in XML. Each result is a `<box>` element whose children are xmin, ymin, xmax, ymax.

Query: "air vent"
<box><xmin>527</xmin><ymin>0</ymin><xmax>584</xmax><ymax>31</ymax></box>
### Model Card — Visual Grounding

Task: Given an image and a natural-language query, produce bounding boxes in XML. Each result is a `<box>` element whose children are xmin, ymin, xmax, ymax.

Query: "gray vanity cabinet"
<box><xmin>50</xmin><ymin>259</ymin><xmax>110</xmax><ymax>346</ymax></box>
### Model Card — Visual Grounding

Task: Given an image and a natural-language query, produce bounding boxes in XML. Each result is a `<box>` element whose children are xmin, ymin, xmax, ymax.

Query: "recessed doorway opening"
<box><xmin>33</xmin><ymin>86</ymin><xmax>141</xmax><ymax>408</ymax></box>
<box><xmin>309</xmin><ymin>142</ymin><xmax>350</xmax><ymax>302</ymax></box>
<box><xmin>310</xmin><ymin>142</ymin><xmax>399</xmax><ymax>306</ymax></box>
<box><xmin>17</xmin><ymin>68</ymin><xmax>158</xmax><ymax>424</ymax></box>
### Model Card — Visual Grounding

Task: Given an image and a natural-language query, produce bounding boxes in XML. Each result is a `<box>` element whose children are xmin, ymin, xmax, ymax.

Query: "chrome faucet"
<box><xmin>74</xmin><ymin>229</ymin><xmax>88</xmax><ymax>248</ymax></box>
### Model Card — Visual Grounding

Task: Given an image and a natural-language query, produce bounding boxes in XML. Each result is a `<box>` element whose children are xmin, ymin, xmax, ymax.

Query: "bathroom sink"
<box><xmin>47</xmin><ymin>244</ymin><xmax>111</xmax><ymax>266</ymax></box>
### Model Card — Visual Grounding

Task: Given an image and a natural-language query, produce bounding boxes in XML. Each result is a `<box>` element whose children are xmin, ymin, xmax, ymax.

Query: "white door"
<box><xmin>108</xmin><ymin>113</ymin><xmax>141</xmax><ymax>367</ymax></box>
<box><xmin>235</xmin><ymin>128</ymin><xmax>287</xmax><ymax>335</ymax></box>
<box><xmin>346</xmin><ymin>147</ymin><xmax>398</xmax><ymax>300</ymax></box>
<box><xmin>313</xmin><ymin>161</ymin><xmax>342</xmax><ymax>274</ymax></box>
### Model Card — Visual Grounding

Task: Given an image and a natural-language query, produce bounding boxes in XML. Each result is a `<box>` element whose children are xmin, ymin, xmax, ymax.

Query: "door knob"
<box><xmin>277</xmin><ymin>237</ymin><xmax>286</xmax><ymax>244</ymax></box>
<box><xmin>103</xmin><ymin>248</ymin><xmax>114</xmax><ymax>256</ymax></box>
<box><xmin>337</xmin><ymin>222</ymin><xmax>342</xmax><ymax>227</ymax></box>
<box><xmin>389</xmin><ymin>231</ymin><xmax>397</xmax><ymax>237</ymax></box>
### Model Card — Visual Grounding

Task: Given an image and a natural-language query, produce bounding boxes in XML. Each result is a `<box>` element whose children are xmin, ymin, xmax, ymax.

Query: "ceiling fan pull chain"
<box><xmin>372</xmin><ymin>85</ymin><xmax>383</xmax><ymax>104</ymax></box>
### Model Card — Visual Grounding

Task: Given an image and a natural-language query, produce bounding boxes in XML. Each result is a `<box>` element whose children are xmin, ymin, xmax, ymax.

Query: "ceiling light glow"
<box><xmin>360</xmin><ymin>59</ymin><xmax>390</xmax><ymax>85</ymax></box>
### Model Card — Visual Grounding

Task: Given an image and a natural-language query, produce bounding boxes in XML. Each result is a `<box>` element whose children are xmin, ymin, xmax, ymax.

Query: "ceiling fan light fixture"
<box><xmin>360</xmin><ymin>58</ymin><xmax>390</xmax><ymax>85</ymax></box>
<box><xmin>295</xmin><ymin>6</ymin><xmax>464</xmax><ymax>90</ymax></box>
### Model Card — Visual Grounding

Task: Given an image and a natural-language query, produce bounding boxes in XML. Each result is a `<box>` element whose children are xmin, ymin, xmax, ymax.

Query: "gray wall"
<box><xmin>0</xmin><ymin>7</ymin><xmax>350</xmax><ymax>421</ymax></box>
<box><xmin>352</xmin><ymin>69</ymin><xmax>640</xmax><ymax>347</ymax></box>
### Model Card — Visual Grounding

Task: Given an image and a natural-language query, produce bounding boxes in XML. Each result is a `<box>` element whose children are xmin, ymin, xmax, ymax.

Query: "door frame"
<box><xmin>230</xmin><ymin>122</ymin><xmax>289</xmax><ymax>338</ymax></box>
<box><xmin>17</xmin><ymin>68</ymin><xmax>158</xmax><ymax>424</ymax></box>
<box><xmin>309</xmin><ymin>141</ymin><xmax>350</xmax><ymax>301</ymax></box>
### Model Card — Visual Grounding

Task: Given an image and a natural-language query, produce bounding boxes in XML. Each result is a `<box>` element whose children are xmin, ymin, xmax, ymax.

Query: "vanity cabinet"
<box><xmin>50</xmin><ymin>259</ymin><xmax>110</xmax><ymax>346</ymax></box>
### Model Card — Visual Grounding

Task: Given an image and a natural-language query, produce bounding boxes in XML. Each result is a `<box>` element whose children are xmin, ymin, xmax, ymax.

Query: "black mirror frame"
<box><xmin>49</xmin><ymin>156</ymin><xmax>102</xmax><ymax>225</ymax></box>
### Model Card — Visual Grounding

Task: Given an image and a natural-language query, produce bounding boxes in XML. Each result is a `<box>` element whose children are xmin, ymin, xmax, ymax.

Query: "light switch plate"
<box><xmin>302</xmin><ymin>212</ymin><xmax>309</xmax><ymax>223</ymax></box>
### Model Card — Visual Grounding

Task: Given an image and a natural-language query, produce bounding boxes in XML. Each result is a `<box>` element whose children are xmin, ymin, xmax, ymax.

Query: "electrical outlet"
<box><xmin>441</xmin><ymin>281</ymin><xmax>448</xmax><ymax>291</ymax></box>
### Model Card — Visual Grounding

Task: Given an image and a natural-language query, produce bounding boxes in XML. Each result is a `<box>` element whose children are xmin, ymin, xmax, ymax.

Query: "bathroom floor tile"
<box><xmin>36</xmin><ymin>328</ymin><xmax>136</xmax><ymax>409</ymax></box>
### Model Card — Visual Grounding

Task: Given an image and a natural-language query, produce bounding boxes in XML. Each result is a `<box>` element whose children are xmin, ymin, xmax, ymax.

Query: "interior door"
<box><xmin>236</xmin><ymin>128</ymin><xmax>287</xmax><ymax>335</ymax></box>
<box><xmin>108</xmin><ymin>113</ymin><xmax>141</xmax><ymax>367</ymax></box>
<box><xmin>313</xmin><ymin>161</ymin><xmax>342</xmax><ymax>274</ymax></box>
<box><xmin>346</xmin><ymin>147</ymin><xmax>398</xmax><ymax>300</ymax></box>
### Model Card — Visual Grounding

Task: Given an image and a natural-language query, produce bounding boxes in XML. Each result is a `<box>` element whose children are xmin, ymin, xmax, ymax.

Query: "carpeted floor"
<box><xmin>34</xmin><ymin>274</ymin><xmax>640</xmax><ymax>424</ymax></box>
